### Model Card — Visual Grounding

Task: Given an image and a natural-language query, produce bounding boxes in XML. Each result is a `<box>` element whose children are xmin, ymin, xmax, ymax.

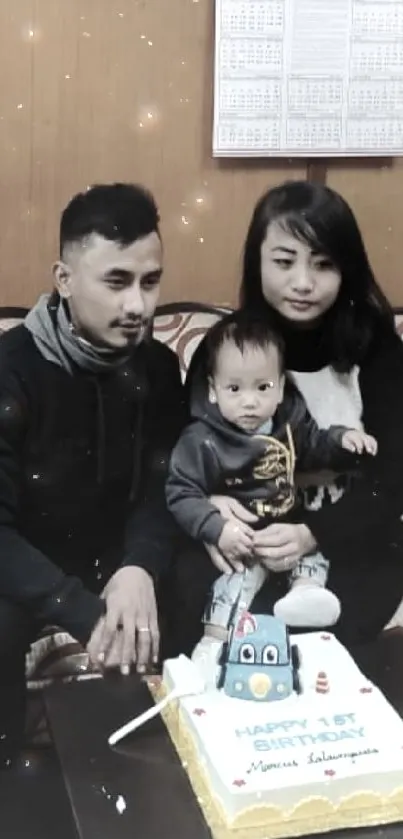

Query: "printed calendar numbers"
<box><xmin>214</xmin><ymin>0</ymin><xmax>403</xmax><ymax>157</ymax></box>
<box><xmin>220</xmin><ymin>39</ymin><xmax>283</xmax><ymax>75</ymax></box>
<box><xmin>220</xmin><ymin>80</ymin><xmax>282</xmax><ymax>115</ymax></box>
<box><xmin>221</xmin><ymin>1</ymin><xmax>284</xmax><ymax>36</ymax></box>
<box><xmin>218</xmin><ymin>120</ymin><xmax>281</xmax><ymax>150</ymax></box>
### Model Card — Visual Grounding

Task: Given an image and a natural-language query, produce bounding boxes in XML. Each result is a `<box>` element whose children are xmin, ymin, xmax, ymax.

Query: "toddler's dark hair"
<box><xmin>205</xmin><ymin>310</ymin><xmax>285</xmax><ymax>377</ymax></box>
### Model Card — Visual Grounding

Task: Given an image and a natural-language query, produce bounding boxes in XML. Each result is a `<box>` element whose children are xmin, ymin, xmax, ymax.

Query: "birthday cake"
<box><xmin>156</xmin><ymin>627</ymin><xmax>403</xmax><ymax>839</ymax></box>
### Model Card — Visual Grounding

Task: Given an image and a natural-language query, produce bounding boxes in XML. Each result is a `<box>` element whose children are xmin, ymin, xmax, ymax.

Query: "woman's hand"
<box><xmin>253</xmin><ymin>523</ymin><xmax>317</xmax><ymax>573</ymax></box>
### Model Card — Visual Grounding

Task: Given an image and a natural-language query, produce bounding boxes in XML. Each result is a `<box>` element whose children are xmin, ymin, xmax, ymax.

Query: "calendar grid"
<box><xmin>213</xmin><ymin>0</ymin><xmax>403</xmax><ymax>157</ymax></box>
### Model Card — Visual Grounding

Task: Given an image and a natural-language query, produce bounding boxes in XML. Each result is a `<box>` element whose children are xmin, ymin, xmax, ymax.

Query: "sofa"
<box><xmin>0</xmin><ymin>302</ymin><xmax>402</xmax><ymax>688</ymax></box>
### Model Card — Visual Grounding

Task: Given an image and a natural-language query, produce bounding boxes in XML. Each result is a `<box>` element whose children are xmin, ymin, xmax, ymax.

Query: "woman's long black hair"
<box><xmin>240</xmin><ymin>181</ymin><xmax>394</xmax><ymax>372</ymax></box>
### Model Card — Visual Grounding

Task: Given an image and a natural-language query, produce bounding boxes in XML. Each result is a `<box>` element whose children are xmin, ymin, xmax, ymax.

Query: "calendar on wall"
<box><xmin>213</xmin><ymin>0</ymin><xmax>403</xmax><ymax>157</ymax></box>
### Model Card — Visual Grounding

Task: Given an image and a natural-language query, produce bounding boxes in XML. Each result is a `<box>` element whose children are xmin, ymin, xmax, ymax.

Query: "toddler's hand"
<box><xmin>342</xmin><ymin>429</ymin><xmax>378</xmax><ymax>456</ymax></box>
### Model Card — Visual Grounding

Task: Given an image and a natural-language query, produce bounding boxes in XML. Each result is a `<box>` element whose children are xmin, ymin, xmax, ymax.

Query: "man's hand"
<box><xmin>253</xmin><ymin>523</ymin><xmax>317</xmax><ymax>572</ymax></box>
<box><xmin>87</xmin><ymin>566</ymin><xmax>159</xmax><ymax>675</ymax></box>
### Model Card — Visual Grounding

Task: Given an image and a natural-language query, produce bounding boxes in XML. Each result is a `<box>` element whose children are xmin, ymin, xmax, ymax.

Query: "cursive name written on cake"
<box><xmin>308</xmin><ymin>747</ymin><xmax>379</xmax><ymax>764</ymax></box>
<box><xmin>246</xmin><ymin>759</ymin><xmax>299</xmax><ymax>774</ymax></box>
<box><xmin>243</xmin><ymin>745</ymin><xmax>379</xmax><ymax>776</ymax></box>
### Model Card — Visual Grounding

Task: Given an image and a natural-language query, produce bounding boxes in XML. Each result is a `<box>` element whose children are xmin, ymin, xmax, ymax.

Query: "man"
<box><xmin>0</xmin><ymin>182</ymin><xmax>186</xmax><ymax>762</ymax></box>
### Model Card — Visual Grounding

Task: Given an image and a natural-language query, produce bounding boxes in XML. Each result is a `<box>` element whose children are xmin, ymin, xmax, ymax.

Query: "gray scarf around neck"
<box><xmin>25</xmin><ymin>294</ymin><xmax>130</xmax><ymax>374</ymax></box>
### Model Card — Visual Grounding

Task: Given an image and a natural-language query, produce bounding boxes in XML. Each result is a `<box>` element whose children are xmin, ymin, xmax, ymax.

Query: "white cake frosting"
<box><xmin>160</xmin><ymin>632</ymin><xmax>403</xmax><ymax>837</ymax></box>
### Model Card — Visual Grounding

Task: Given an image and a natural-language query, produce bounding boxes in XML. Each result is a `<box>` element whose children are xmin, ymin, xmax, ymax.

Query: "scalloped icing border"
<box><xmin>148</xmin><ymin>678</ymin><xmax>403</xmax><ymax>839</ymax></box>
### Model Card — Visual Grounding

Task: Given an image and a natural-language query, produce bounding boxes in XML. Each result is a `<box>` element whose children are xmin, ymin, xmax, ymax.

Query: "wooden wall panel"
<box><xmin>0</xmin><ymin>0</ymin><xmax>304</xmax><ymax>307</ymax></box>
<box><xmin>0</xmin><ymin>2</ymin><xmax>34</xmax><ymax>299</ymax></box>
<box><xmin>0</xmin><ymin>1</ymin><xmax>401</xmax><ymax>307</ymax></box>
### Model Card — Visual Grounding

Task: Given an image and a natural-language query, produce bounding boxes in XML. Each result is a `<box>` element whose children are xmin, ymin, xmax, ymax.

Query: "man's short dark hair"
<box><xmin>205</xmin><ymin>310</ymin><xmax>285</xmax><ymax>377</ymax></box>
<box><xmin>60</xmin><ymin>182</ymin><xmax>160</xmax><ymax>257</ymax></box>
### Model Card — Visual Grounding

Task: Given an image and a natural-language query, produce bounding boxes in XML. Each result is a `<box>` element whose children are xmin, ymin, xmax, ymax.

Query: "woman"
<box><xmin>179</xmin><ymin>180</ymin><xmax>403</xmax><ymax>650</ymax></box>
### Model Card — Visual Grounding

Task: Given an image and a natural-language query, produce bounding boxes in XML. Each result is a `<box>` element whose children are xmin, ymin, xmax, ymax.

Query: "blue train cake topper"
<box><xmin>220</xmin><ymin>612</ymin><xmax>302</xmax><ymax>702</ymax></box>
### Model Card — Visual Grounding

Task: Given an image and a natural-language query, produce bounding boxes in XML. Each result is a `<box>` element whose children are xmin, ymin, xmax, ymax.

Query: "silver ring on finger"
<box><xmin>138</xmin><ymin>626</ymin><xmax>151</xmax><ymax>633</ymax></box>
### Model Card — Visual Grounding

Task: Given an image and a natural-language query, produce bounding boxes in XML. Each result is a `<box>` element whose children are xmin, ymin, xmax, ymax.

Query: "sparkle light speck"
<box><xmin>181</xmin><ymin>216</ymin><xmax>189</xmax><ymax>226</ymax></box>
<box><xmin>148</xmin><ymin>40</ymin><xmax>153</xmax><ymax>46</ymax></box>
<box><xmin>199</xmin><ymin>237</ymin><xmax>204</xmax><ymax>243</ymax></box>
<box><xmin>17</xmin><ymin>104</ymin><xmax>23</xmax><ymax>110</ymax></box>
<box><xmin>65</xmin><ymin>74</ymin><xmax>71</xmax><ymax>80</ymax></box>
<box><xmin>22</xmin><ymin>25</ymin><xmax>41</xmax><ymax>42</ymax></box>
<box><xmin>82</xmin><ymin>31</ymin><xmax>91</xmax><ymax>38</ymax></box>
<box><xmin>116</xmin><ymin>795</ymin><xmax>126</xmax><ymax>814</ymax></box>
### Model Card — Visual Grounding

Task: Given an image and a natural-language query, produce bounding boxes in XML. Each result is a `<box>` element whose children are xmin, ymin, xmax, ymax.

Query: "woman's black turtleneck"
<box><xmin>280</xmin><ymin>319</ymin><xmax>331</xmax><ymax>372</ymax></box>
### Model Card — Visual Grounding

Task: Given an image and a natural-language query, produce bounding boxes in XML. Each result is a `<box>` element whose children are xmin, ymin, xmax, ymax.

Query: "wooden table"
<box><xmin>45</xmin><ymin>630</ymin><xmax>403</xmax><ymax>839</ymax></box>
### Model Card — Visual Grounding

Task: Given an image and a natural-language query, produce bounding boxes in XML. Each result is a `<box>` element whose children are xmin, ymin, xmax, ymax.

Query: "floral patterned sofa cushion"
<box><xmin>0</xmin><ymin>303</ymin><xmax>402</xmax><ymax>686</ymax></box>
<box><xmin>152</xmin><ymin>302</ymin><xmax>231</xmax><ymax>379</ymax></box>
